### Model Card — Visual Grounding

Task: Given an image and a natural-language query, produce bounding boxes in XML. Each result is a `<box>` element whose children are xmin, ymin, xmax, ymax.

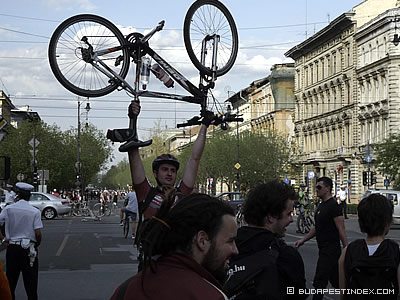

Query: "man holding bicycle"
<box><xmin>127</xmin><ymin>102</ymin><xmax>211</xmax><ymax>220</ymax></box>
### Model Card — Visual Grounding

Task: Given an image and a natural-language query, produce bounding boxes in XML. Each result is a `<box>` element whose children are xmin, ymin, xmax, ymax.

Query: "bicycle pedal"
<box><xmin>119</xmin><ymin>139</ymin><xmax>152</xmax><ymax>152</ymax></box>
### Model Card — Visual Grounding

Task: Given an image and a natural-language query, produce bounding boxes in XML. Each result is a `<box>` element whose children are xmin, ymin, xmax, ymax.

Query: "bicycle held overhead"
<box><xmin>48</xmin><ymin>0</ymin><xmax>243</xmax><ymax>150</ymax></box>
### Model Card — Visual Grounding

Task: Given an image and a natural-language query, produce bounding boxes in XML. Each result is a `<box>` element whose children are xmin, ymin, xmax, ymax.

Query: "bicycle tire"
<box><xmin>298</xmin><ymin>217</ymin><xmax>306</xmax><ymax>234</ymax></box>
<box><xmin>123</xmin><ymin>217</ymin><xmax>129</xmax><ymax>239</ymax></box>
<box><xmin>306</xmin><ymin>216</ymin><xmax>314</xmax><ymax>227</ymax></box>
<box><xmin>48</xmin><ymin>14</ymin><xmax>130</xmax><ymax>97</ymax></box>
<box><xmin>93</xmin><ymin>203</ymin><xmax>105</xmax><ymax>217</ymax></box>
<box><xmin>72</xmin><ymin>204</ymin><xmax>81</xmax><ymax>217</ymax></box>
<box><xmin>183</xmin><ymin>0</ymin><xmax>238</xmax><ymax>77</ymax></box>
<box><xmin>105</xmin><ymin>205</ymin><xmax>111</xmax><ymax>216</ymax></box>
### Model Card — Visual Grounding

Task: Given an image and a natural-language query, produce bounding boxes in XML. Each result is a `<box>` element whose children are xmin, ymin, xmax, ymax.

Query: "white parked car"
<box><xmin>0</xmin><ymin>192</ymin><xmax>71</xmax><ymax>220</ymax></box>
<box><xmin>361</xmin><ymin>189</ymin><xmax>400</xmax><ymax>224</ymax></box>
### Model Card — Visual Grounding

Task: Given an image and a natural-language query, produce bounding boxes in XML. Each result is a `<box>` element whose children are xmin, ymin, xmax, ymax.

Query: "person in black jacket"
<box><xmin>229</xmin><ymin>180</ymin><xmax>307</xmax><ymax>299</ymax></box>
<box><xmin>338</xmin><ymin>193</ymin><xmax>400</xmax><ymax>299</ymax></box>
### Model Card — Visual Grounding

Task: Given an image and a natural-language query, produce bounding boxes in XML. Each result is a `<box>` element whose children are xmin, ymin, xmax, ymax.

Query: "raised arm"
<box><xmin>181</xmin><ymin>124</ymin><xmax>207</xmax><ymax>189</ymax></box>
<box><xmin>127</xmin><ymin>102</ymin><xmax>146</xmax><ymax>185</ymax></box>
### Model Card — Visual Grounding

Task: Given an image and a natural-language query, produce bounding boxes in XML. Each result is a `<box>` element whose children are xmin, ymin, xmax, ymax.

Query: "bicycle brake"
<box><xmin>115</xmin><ymin>55</ymin><xmax>123</xmax><ymax>67</ymax></box>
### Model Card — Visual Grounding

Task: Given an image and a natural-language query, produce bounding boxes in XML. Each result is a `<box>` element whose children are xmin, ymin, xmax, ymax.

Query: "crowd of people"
<box><xmin>0</xmin><ymin>101</ymin><xmax>398</xmax><ymax>300</ymax></box>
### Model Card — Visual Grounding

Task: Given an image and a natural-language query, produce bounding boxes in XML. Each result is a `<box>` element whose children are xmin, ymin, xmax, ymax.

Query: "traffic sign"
<box><xmin>307</xmin><ymin>171</ymin><xmax>315</xmax><ymax>179</ymax></box>
<box><xmin>384</xmin><ymin>179</ymin><xmax>390</xmax><ymax>187</ymax></box>
<box><xmin>234</xmin><ymin>163</ymin><xmax>241</xmax><ymax>170</ymax></box>
<box><xmin>29</xmin><ymin>149</ymin><xmax>38</xmax><ymax>158</ymax></box>
<box><xmin>364</xmin><ymin>144</ymin><xmax>374</xmax><ymax>154</ymax></box>
<box><xmin>283</xmin><ymin>178</ymin><xmax>290</xmax><ymax>184</ymax></box>
<box><xmin>28</xmin><ymin>138</ymin><xmax>40</xmax><ymax>148</ymax></box>
<box><xmin>17</xmin><ymin>173</ymin><xmax>24</xmax><ymax>181</ymax></box>
<box><xmin>0</xmin><ymin>117</ymin><xmax>7</xmax><ymax>130</ymax></box>
<box><xmin>365</xmin><ymin>155</ymin><xmax>372</xmax><ymax>163</ymax></box>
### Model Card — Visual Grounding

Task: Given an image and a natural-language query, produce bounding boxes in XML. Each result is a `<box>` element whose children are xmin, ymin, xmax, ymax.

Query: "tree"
<box><xmin>0</xmin><ymin>120</ymin><xmax>112</xmax><ymax>190</ymax></box>
<box><xmin>375</xmin><ymin>133</ymin><xmax>400</xmax><ymax>189</ymax></box>
<box><xmin>177</xmin><ymin>130</ymin><xmax>293</xmax><ymax>193</ymax></box>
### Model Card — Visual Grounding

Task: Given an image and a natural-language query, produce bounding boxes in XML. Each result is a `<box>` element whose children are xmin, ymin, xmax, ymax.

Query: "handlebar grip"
<box><xmin>157</xmin><ymin>20</ymin><xmax>165</xmax><ymax>31</ymax></box>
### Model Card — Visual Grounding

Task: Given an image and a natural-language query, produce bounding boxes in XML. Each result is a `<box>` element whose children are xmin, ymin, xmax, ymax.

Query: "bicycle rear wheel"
<box><xmin>298</xmin><ymin>217</ymin><xmax>306</xmax><ymax>234</ymax></box>
<box><xmin>183</xmin><ymin>0</ymin><xmax>238</xmax><ymax>77</ymax></box>
<box><xmin>48</xmin><ymin>14</ymin><xmax>130</xmax><ymax>97</ymax></box>
<box><xmin>123</xmin><ymin>217</ymin><xmax>130</xmax><ymax>239</ymax></box>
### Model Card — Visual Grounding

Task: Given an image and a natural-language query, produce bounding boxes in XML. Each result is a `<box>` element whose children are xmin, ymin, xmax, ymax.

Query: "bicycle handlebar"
<box><xmin>176</xmin><ymin>112</ymin><xmax>243</xmax><ymax>129</ymax></box>
<box><xmin>141</xmin><ymin>20</ymin><xmax>165</xmax><ymax>43</ymax></box>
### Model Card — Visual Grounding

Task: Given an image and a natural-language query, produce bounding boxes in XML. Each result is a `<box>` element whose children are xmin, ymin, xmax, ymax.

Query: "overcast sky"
<box><xmin>1</xmin><ymin>0</ymin><xmax>362</xmax><ymax>165</ymax></box>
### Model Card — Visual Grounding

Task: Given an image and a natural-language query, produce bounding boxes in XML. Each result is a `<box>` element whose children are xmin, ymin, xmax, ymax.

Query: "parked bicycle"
<box><xmin>48</xmin><ymin>0</ymin><xmax>242</xmax><ymax>149</ymax></box>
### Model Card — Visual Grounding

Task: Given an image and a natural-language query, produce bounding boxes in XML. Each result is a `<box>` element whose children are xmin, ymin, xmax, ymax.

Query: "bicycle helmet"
<box><xmin>152</xmin><ymin>154</ymin><xmax>180</xmax><ymax>172</ymax></box>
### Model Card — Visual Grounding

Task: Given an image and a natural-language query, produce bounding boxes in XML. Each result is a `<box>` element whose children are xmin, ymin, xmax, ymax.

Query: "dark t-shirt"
<box><xmin>134</xmin><ymin>178</ymin><xmax>193</xmax><ymax>219</ymax></box>
<box><xmin>315</xmin><ymin>197</ymin><xmax>343</xmax><ymax>249</ymax></box>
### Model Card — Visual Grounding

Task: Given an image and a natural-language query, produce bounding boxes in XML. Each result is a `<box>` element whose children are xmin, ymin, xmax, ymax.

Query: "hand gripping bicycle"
<box><xmin>48</xmin><ymin>0</ymin><xmax>242</xmax><ymax>151</ymax></box>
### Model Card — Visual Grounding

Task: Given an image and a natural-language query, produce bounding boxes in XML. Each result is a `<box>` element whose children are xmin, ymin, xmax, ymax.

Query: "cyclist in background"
<box><xmin>126</xmin><ymin>102</ymin><xmax>212</xmax><ymax>219</ymax></box>
<box><xmin>120</xmin><ymin>189</ymin><xmax>138</xmax><ymax>239</ymax></box>
<box><xmin>295</xmin><ymin>183</ymin><xmax>308</xmax><ymax>233</ymax></box>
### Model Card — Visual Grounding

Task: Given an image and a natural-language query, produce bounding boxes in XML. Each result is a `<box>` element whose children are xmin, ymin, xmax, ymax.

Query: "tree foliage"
<box><xmin>0</xmin><ymin>120</ymin><xmax>112</xmax><ymax>190</ymax></box>
<box><xmin>177</xmin><ymin>130</ymin><xmax>295</xmax><ymax>193</ymax></box>
<box><xmin>375</xmin><ymin>133</ymin><xmax>400</xmax><ymax>189</ymax></box>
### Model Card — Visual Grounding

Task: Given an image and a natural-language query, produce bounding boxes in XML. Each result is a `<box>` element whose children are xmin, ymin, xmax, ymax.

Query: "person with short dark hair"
<box><xmin>0</xmin><ymin>182</ymin><xmax>43</xmax><ymax>300</ymax></box>
<box><xmin>338</xmin><ymin>194</ymin><xmax>400</xmax><ymax>299</ymax></box>
<box><xmin>226</xmin><ymin>180</ymin><xmax>307</xmax><ymax>299</ymax></box>
<box><xmin>110</xmin><ymin>193</ymin><xmax>238</xmax><ymax>300</ymax></box>
<box><xmin>295</xmin><ymin>176</ymin><xmax>348</xmax><ymax>300</ymax></box>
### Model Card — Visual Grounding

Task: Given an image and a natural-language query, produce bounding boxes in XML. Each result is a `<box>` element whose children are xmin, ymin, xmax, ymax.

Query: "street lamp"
<box><xmin>226</xmin><ymin>87</ymin><xmax>240</xmax><ymax>193</ymax></box>
<box><xmin>76</xmin><ymin>98</ymin><xmax>91</xmax><ymax>192</ymax></box>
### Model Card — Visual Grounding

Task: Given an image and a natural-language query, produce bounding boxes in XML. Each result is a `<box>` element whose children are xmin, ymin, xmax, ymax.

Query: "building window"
<box><xmin>383</xmin><ymin>76</ymin><xmax>387</xmax><ymax>99</ymax></box>
<box><xmin>383</xmin><ymin>118</ymin><xmax>388</xmax><ymax>139</ymax></box>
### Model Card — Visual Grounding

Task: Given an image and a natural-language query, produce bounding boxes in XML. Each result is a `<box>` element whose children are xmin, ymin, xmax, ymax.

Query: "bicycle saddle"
<box><xmin>119</xmin><ymin>138</ymin><xmax>153</xmax><ymax>152</ymax></box>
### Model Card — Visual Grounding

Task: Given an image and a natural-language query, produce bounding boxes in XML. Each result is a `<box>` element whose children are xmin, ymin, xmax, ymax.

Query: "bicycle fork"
<box><xmin>200</xmin><ymin>34</ymin><xmax>220</xmax><ymax>83</ymax></box>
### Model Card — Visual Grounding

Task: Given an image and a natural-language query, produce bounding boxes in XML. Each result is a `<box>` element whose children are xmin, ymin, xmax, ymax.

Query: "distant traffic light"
<box><xmin>371</xmin><ymin>171</ymin><xmax>377</xmax><ymax>185</ymax></box>
<box><xmin>362</xmin><ymin>171</ymin><xmax>368</xmax><ymax>186</ymax></box>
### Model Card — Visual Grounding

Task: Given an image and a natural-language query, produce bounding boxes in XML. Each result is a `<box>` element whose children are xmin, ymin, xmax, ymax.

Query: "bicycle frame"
<box><xmin>87</xmin><ymin>29</ymin><xmax>210</xmax><ymax>109</ymax></box>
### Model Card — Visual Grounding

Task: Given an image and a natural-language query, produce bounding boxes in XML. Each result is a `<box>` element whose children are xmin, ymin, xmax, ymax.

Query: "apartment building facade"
<box><xmin>285</xmin><ymin>0</ymin><xmax>400</xmax><ymax>200</ymax></box>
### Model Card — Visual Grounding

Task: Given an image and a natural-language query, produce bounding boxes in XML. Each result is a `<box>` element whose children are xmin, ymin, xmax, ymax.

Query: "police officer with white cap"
<box><xmin>0</xmin><ymin>184</ymin><xmax>16</xmax><ymax>205</ymax></box>
<box><xmin>0</xmin><ymin>182</ymin><xmax>43</xmax><ymax>300</ymax></box>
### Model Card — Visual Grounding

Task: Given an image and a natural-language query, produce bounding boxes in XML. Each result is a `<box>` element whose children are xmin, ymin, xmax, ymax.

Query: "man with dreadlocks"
<box><xmin>110</xmin><ymin>193</ymin><xmax>238</xmax><ymax>300</ymax></box>
<box><xmin>127</xmin><ymin>102</ymin><xmax>212</xmax><ymax>220</ymax></box>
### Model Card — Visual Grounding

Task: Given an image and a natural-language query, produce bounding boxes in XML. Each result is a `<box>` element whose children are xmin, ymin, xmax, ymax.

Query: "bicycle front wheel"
<box><xmin>93</xmin><ymin>203</ymin><xmax>105</xmax><ymax>217</ymax></box>
<box><xmin>123</xmin><ymin>218</ymin><xmax>130</xmax><ymax>239</ymax></box>
<box><xmin>183</xmin><ymin>0</ymin><xmax>238</xmax><ymax>77</ymax></box>
<box><xmin>48</xmin><ymin>14</ymin><xmax>130</xmax><ymax>97</ymax></box>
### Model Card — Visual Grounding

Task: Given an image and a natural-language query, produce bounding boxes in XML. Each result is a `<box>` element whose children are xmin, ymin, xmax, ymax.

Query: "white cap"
<box><xmin>16</xmin><ymin>182</ymin><xmax>34</xmax><ymax>192</ymax></box>
<box><xmin>340</xmin><ymin>185</ymin><xmax>346</xmax><ymax>188</ymax></box>
<box><xmin>6</xmin><ymin>184</ymin><xmax>13</xmax><ymax>188</ymax></box>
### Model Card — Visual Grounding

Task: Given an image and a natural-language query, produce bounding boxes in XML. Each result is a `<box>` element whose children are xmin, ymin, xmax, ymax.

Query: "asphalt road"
<box><xmin>0</xmin><ymin>206</ymin><xmax>137</xmax><ymax>300</ymax></box>
<box><xmin>2</xmin><ymin>211</ymin><xmax>400</xmax><ymax>300</ymax></box>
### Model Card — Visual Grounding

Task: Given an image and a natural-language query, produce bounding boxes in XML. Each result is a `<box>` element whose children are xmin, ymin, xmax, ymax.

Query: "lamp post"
<box><xmin>76</xmin><ymin>98</ymin><xmax>91</xmax><ymax>192</ymax></box>
<box><xmin>226</xmin><ymin>87</ymin><xmax>240</xmax><ymax>192</ymax></box>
